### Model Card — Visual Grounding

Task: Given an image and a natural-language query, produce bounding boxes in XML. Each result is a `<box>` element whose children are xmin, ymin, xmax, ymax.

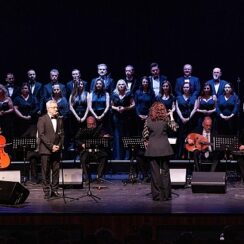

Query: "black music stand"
<box><xmin>122</xmin><ymin>136</ymin><xmax>145</xmax><ymax>185</ymax></box>
<box><xmin>213</xmin><ymin>135</ymin><xmax>239</xmax><ymax>180</ymax></box>
<box><xmin>13</xmin><ymin>137</ymin><xmax>36</xmax><ymax>184</ymax></box>
<box><xmin>76</xmin><ymin>138</ymin><xmax>110</xmax><ymax>202</ymax></box>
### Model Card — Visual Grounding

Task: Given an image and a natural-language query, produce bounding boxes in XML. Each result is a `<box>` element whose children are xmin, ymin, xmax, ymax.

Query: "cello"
<box><xmin>185</xmin><ymin>133</ymin><xmax>210</xmax><ymax>152</ymax></box>
<box><xmin>0</xmin><ymin>135</ymin><xmax>11</xmax><ymax>169</ymax></box>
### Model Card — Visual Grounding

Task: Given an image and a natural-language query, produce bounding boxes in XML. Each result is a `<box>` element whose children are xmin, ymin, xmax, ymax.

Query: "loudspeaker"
<box><xmin>170</xmin><ymin>168</ymin><xmax>186</xmax><ymax>186</ymax></box>
<box><xmin>0</xmin><ymin>181</ymin><xmax>30</xmax><ymax>204</ymax></box>
<box><xmin>59</xmin><ymin>168</ymin><xmax>83</xmax><ymax>186</ymax></box>
<box><xmin>0</xmin><ymin>170</ymin><xmax>21</xmax><ymax>183</ymax></box>
<box><xmin>191</xmin><ymin>172</ymin><xmax>226</xmax><ymax>193</ymax></box>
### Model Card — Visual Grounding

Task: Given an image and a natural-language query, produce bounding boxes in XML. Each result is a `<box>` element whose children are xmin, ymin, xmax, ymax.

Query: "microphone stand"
<box><xmin>48</xmin><ymin>148</ymin><xmax>79</xmax><ymax>203</ymax></box>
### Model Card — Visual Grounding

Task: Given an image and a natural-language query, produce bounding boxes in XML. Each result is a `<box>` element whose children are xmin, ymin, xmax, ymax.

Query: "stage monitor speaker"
<box><xmin>59</xmin><ymin>168</ymin><xmax>83</xmax><ymax>186</ymax></box>
<box><xmin>0</xmin><ymin>170</ymin><xmax>21</xmax><ymax>183</ymax></box>
<box><xmin>191</xmin><ymin>172</ymin><xmax>226</xmax><ymax>193</ymax></box>
<box><xmin>170</xmin><ymin>168</ymin><xmax>186</xmax><ymax>186</ymax></box>
<box><xmin>0</xmin><ymin>181</ymin><xmax>30</xmax><ymax>205</ymax></box>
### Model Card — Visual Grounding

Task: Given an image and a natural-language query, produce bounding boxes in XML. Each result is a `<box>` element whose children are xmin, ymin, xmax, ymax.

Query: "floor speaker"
<box><xmin>59</xmin><ymin>168</ymin><xmax>83</xmax><ymax>186</ymax></box>
<box><xmin>170</xmin><ymin>168</ymin><xmax>186</xmax><ymax>186</ymax></box>
<box><xmin>0</xmin><ymin>181</ymin><xmax>30</xmax><ymax>204</ymax></box>
<box><xmin>191</xmin><ymin>172</ymin><xmax>226</xmax><ymax>193</ymax></box>
<box><xmin>0</xmin><ymin>170</ymin><xmax>21</xmax><ymax>183</ymax></box>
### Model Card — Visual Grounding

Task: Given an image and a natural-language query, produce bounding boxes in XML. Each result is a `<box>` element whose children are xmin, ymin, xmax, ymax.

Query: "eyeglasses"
<box><xmin>204</xmin><ymin>87</ymin><xmax>210</xmax><ymax>90</ymax></box>
<box><xmin>53</xmin><ymin>89</ymin><xmax>60</xmax><ymax>91</ymax></box>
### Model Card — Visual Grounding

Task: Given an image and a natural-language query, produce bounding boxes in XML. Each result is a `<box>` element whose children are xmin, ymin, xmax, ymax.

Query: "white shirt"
<box><xmin>152</xmin><ymin>78</ymin><xmax>160</xmax><ymax>96</ymax></box>
<box><xmin>49</xmin><ymin>114</ymin><xmax>57</xmax><ymax>132</ymax></box>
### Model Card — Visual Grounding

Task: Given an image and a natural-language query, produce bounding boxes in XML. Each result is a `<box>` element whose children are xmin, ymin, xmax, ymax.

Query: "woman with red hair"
<box><xmin>143</xmin><ymin>101</ymin><xmax>178</xmax><ymax>201</ymax></box>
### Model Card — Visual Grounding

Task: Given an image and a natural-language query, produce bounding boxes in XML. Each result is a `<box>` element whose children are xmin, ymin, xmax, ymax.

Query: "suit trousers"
<box><xmin>80</xmin><ymin>150</ymin><xmax>107</xmax><ymax>180</ymax></box>
<box><xmin>150</xmin><ymin>157</ymin><xmax>171</xmax><ymax>201</ymax></box>
<box><xmin>41</xmin><ymin>153</ymin><xmax>60</xmax><ymax>194</ymax></box>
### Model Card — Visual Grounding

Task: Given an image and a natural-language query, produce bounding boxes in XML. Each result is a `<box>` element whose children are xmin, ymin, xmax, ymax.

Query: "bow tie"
<box><xmin>7</xmin><ymin>84</ymin><xmax>14</xmax><ymax>88</ymax></box>
<box><xmin>153</xmin><ymin>76</ymin><xmax>159</xmax><ymax>80</ymax></box>
<box><xmin>51</xmin><ymin>116</ymin><xmax>57</xmax><ymax>120</ymax></box>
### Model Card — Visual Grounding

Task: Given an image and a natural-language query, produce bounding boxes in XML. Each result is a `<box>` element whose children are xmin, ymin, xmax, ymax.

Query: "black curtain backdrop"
<box><xmin>0</xmin><ymin>0</ymin><xmax>244</xmax><ymax>95</ymax></box>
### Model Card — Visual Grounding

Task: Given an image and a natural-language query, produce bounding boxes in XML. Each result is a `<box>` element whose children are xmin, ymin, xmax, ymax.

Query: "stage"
<box><xmin>1</xmin><ymin>174</ymin><xmax>244</xmax><ymax>242</ymax></box>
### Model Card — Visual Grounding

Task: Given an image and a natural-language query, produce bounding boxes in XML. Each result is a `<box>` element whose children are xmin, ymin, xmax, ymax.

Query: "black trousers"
<box><xmin>80</xmin><ymin>150</ymin><xmax>108</xmax><ymax>180</ymax></box>
<box><xmin>192</xmin><ymin>150</ymin><xmax>221</xmax><ymax>172</ymax></box>
<box><xmin>150</xmin><ymin>157</ymin><xmax>171</xmax><ymax>201</ymax></box>
<box><xmin>41</xmin><ymin>153</ymin><xmax>60</xmax><ymax>194</ymax></box>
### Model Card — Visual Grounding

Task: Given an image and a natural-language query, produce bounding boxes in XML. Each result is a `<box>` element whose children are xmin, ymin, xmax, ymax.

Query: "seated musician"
<box><xmin>186</xmin><ymin>116</ymin><xmax>221</xmax><ymax>172</ymax></box>
<box><xmin>234</xmin><ymin>128</ymin><xmax>244</xmax><ymax>181</ymax></box>
<box><xmin>75</xmin><ymin>116</ymin><xmax>110</xmax><ymax>183</ymax></box>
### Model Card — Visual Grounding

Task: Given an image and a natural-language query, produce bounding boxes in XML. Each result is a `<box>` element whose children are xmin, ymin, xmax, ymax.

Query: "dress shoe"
<box><xmin>153</xmin><ymin>196</ymin><xmax>160</xmax><ymax>201</ymax></box>
<box><xmin>44</xmin><ymin>193</ymin><xmax>50</xmax><ymax>200</ymax></box>
<box><xmin>162</xmin><ymin>197</ymin><xmax>172</xmax><ymax>201</ymax></box>
<box><xmin>51</xmin><ymin>191</ymin><xmax>60</xmax><ymax>197</ymax></box>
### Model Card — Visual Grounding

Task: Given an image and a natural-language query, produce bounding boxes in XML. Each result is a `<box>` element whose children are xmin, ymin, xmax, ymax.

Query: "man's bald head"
<box><xmin>202</xmin><ymin>116</ymin><xmax>212</xmax><ymax>133</ymax></box>
<box><xmin>87</xmin><ymin>116</ymin><xmax>97</xmax><ymax>129</ymax></box>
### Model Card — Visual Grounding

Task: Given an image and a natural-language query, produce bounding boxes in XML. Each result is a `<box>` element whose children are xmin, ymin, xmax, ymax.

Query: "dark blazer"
<box><xmin>29</xmin><ymin>81</ymin><xmax>43</xmax><ymax>112</ymax></box>
<box><xmin>43</xmin><ymin>82</ymin><xmax>67</xmax><ymax>102</ymax></box>
<box><xmin>37</xmin><ymin>114</ymin><xmax>64</xmax><ymax>155</ymax></box>
<box><xmin>144</xmin><ymin>118</ymin><xmax>174</xmax><ymax>157</ymax></box>
<box><xmin>125</xmin><ymin>77</ymin><xmax>140</xmax><ymax>95</ymax></box>
<box><xmin>148</xmin><ymin>74</ymin><xmax>167</xmax><ymax>91</ymax></box>
<box><xmin>206</xmin><ymin>79</ymin><xmax>228</xmax><ymax>97</ymax></box>
<box><xmin>175</xmin><ymin>76</ymin><xmax>200</xmax><ymax>98</ymax></box>
<box><xmin>5</xmin><ymin>85</ymin><xmax>20</xmax><ymax>100</ymax></box>
<box><xmin>90</xmin><ymin>76</ymin><xmax>115</xmax><ymax>94</ymax></box>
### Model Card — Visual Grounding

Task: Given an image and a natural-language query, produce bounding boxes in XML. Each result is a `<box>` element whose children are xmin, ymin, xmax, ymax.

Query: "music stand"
<box><xmin>13</xmin><ymin>137</ymin><xmax>36</xmax><ymax>184</ymax></box>
<box><xmin>76</xmin><ymin>138</ymin><xmax>110</xmax><ymax>202</ymax></box>
<box><xmin>122</xmin><ymin>136</ymin><xmax>145</xmax><ymax>185</ymax></box>
<box><xmin>213</xmin><ymin>135</ymin><xmax>239</xmax><ymax>179</ymax></box>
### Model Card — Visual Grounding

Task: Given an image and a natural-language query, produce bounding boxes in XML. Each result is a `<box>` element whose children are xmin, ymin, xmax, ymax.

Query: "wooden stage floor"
<box><xmin>1</xmin><ymin>178</ymin><xmax>244</xmax><ymax>215</ymax></box>
<box><xmin>1</xmin><ymin>175</ymin><xmax>244</xmax><ymax>242</ymax></box>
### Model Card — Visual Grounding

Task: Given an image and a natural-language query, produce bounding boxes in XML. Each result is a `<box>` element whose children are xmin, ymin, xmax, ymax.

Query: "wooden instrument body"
<box><xmin>185</xmin><ymin>133</ymin><xmax>209</xmax><ymax>152</ymax></box>
<box><xmin>0</xmin><ymin>135</ymin><xmax>10</xmax><ymax>169</ymax></box>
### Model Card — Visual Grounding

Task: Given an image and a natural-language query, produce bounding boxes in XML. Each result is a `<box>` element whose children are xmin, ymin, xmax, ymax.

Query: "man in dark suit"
<box><xmin>27</xmin><ymin>69</ymin><xmax>43</xmax><ymax>114</ymax></box>
<box><xmin>124</xmin><ymin>64</ymin><xmax>140</xmax><ymax>95</ymax></box>
<box><xmin>186</xmin><ymin>116</ymin><xmax>221</xmax><ymax>172</ymax></box>
<box><xmin>90</xmin><ymin>63</ymin><xmax>115</xmax><ymax>94</ymax></box>
<box><xmin>4</xmin><ymin>72</ymin><xmax>20</xmax><ymax>100</ymax></box>
<box><xmin>234</xmin><ymin>128</ymin><xmax>244</xmax><ymax>181</ymax></box>
<box><xmin>66</xmin><ymin>68</ymin><xmax>88</xmax><ymax>99</ymax></box>
<box><xmin>207</xmin><ymin>67</ymin><xmax>228</xmax><ymax>97</ymax></box>
<box><xmin>37</xmin><ymin>100</ymin><xmax>64</xmax><ymax>199</ymax></box>
<box><xmin>42</xmin><ymin>69</ymin><xmax>67</xmax><ymax>110</ymax></box>
<box><xmin>175</xmin><ymin>64</ymin><xmax>201</xmax><ymax>99</ymax></box>
<box><xmin>148</xmin><ymin>62</ymin><xmax>167</xmax><ymax>96</ymax></box>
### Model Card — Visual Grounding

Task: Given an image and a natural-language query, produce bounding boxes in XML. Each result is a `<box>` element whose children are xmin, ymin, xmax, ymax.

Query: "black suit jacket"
<box><xmin>29</xmin><ymin>81</ymin><xmax>43</xmax><ymax>111</ymax></box>
<box><xmin>148</xmin><ymin>74</ymin><xmax>167</xmax><ymax>91</ymax></box>
<box><xmin>37</xmin><ymin>114</ymin><xmax>64</xmax><ymax>155</ymax></box>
